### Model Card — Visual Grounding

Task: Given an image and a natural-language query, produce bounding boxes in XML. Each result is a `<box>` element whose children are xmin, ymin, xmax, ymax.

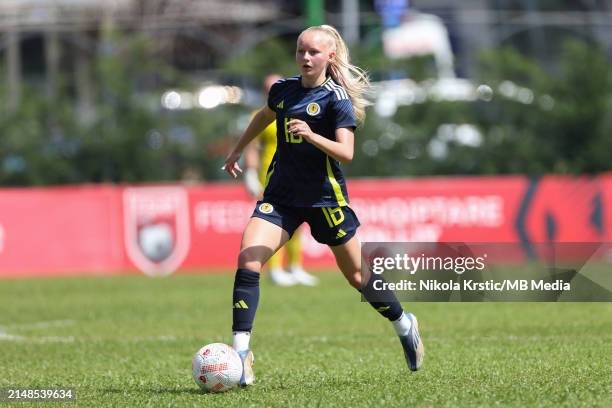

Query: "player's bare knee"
<box><xmin>238</xmin><ymin>258</ymin><xmax>262</xmax><ymax>272</ymax></box>
<box><xmin>238</xmin><ymin>244</ymin><xmax>275</xmax><ymax>272</ymax></box>
<box><xmin>237</xmin><ymin>252</ymin><xmax>262</xmax><ymax>273</ymax></box>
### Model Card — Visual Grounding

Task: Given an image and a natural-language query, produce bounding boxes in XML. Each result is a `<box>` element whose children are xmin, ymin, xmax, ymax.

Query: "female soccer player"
<box><xmin>243</xmin><ymin>73</ymin><xmax>319</xmax><ymax>287</ymax></box>
<box><xmin>222</xmin><ymin>25</ymin><xmax>424</xmax><ymax>386</ymax></box>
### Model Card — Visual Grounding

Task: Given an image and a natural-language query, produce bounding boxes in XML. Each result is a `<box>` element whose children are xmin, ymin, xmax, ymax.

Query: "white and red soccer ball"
<box><xmin>192</xmin><ymin>343</ymin><xmax>242</xmax><ymax>393</ymax></box>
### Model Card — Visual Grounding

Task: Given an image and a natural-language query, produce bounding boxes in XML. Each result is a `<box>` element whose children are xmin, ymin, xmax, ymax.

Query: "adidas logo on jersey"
<box><xmin>335</xmin><ymin>229</ymin><xmax>347</xmax><ymax>239</ymax></box>
<box><xmin>276</xmin><ymin>100</ymin><xmax>284</xmax><ymax>109</ymax></box>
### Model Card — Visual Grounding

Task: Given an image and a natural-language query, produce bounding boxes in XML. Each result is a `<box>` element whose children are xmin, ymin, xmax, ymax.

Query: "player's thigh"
<box><xmin>306</xmin><ymin>206</ymin><xmax>362</xmax><ymax>286</ymax></box>
<box><xmin>239</xmin><ymin>217</ymin><xmax>290</xmax><ymax>269</ymax></box>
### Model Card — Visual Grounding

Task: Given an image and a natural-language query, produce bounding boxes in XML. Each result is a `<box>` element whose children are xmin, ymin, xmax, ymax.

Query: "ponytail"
<box><xmin>301</xmin><ymin>25</ymin><xmax>370</xmax><ymax>124</ymax></box>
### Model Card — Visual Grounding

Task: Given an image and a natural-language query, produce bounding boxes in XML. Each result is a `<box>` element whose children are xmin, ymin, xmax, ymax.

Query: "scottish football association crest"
<box><xmin>123</xmin><ymin>187</ymin><xmax>190</xmax><ymax>276</ymax></box>
<box><xmin>306</xmin><ymin>102</ymin><xmax>320</xmax><ymax>116</ymax></box>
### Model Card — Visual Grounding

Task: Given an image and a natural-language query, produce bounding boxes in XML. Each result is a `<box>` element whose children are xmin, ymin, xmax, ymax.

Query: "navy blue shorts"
<box><xmin>251</xmin><ymin>201</ymin><xmax>360</xmax><ymax>246</ymax></box>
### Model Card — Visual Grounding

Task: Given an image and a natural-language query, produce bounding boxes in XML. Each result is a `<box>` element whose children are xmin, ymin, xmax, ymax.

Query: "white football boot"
<box><xmin>237</xmin><ymin>349</ymin><xmax>254</xmax><ymax>387</ymax></box>
<box><xmin>398</xmin><ymin>313</ymin><xmax>424</xmax><ymax>371</ymax></box>
<box><xmin>269</xmin><ymin>268</ymin><xmax>297</xmax><ymax>287</ymax></box>
<box><xmin>288</xmin><ymin>266</ymin><xmax>319</xmax><ymax>286</ymax></box>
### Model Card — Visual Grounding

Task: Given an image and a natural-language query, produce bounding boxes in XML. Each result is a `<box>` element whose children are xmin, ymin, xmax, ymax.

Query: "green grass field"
<box><xmin>1</xmin><ymin>272</ymin><xmax>611</xmax><ymax>407</ymax></box>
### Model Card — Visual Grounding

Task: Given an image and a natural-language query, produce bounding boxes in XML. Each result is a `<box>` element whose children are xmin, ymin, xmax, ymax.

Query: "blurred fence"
<box><xmin>0</xmin><ymin>173</ymin><xmax>610</xmax><ymax>277</ymax></box>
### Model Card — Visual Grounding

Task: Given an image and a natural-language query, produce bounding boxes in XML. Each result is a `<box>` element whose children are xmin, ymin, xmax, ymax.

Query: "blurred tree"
<box><xmin>472</xmin><ymin>40</ymin><xmax>612</xmax><ymax>175</ymax></box>
<box><xmin>546</xmin><ymin>41</ymin><xmax>612</xmax><ymax>173</ymax></box>
<box><xmin>1</xmin><ymin>36</ymin><xmax>610</xmax><ymax>186</ymax></box>
<box><xmin>0</xmin><ymin>71</ymin><xmax>83</xmax><ymax>185</ymax></box>
<box><xmin>349</xmin><ymin>39</ymin><xmax>611</xmax><ymax>178</ymax></box>
<box><xmin>221</xmin><ymin>37</ymin><xmax>297</xmax><ymax>82</ymax></box>
<box><xmin>0</xmin><ymin>30</ymin><xmax>248</xmax><ymax>186</ymax></box>
<box><xmin>354</xmin><ymin>38</ymin><xmax>437</xmax><ymax>82</ymax></box>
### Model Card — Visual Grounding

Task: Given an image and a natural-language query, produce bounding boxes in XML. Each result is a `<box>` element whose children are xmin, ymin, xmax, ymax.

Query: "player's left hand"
<box><xmin>287</xmin><ymin>119</ymin><xmax>315</xmax><ymax>143</ymax></box>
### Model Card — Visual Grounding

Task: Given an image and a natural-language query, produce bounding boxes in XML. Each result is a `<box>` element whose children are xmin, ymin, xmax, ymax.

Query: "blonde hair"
<box><xmin>300</xmin><ymin>25</ymin><xmax>370</xmax><ymax>124</ymax></box>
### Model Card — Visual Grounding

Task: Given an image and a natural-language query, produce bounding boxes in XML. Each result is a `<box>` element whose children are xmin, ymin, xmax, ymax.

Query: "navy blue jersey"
<box><xmin>263</xmin><ymin>76</ymin><xmax>356</xmax><ymax>207</ymax></box>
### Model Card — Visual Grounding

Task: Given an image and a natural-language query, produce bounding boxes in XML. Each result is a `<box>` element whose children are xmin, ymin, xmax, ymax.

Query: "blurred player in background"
<box><xmin>243</xmin><ymin>73</ymin><xmax>319</xmax><ymax>287</ymax></box>
<box><xmin>223</xmin><ymin>25</ymin><xmax>424</xmax><ymax>386</ymax></box>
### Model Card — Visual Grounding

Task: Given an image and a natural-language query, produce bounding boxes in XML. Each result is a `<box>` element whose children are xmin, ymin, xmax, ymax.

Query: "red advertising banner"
<box><xmin>300</xmin><ymin>176</ymin><xmax>528</xmax><ymax>267</ymax></box>
<box><xmin>0</xmin><ymin>174</ymin><xmax>610</xmax><ymax>277</ymax></box>
<box><xmin>0</xmin><ymin>185</ymin><xmax>124</xmax><ymax>276</ymax></box>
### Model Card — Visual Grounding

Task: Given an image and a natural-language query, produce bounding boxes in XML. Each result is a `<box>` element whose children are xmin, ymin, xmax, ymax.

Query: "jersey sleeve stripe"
<box><xmin>324</xmin><ymin>83</ymin><xmax>338</xmax><ymax>100</ymax></box>
<box><xmin>330</xmin><ymin>82</ymin><xmax>349</xmax><ymax>100</ymax></box>
<box><xmin>325</xmin><ymin>83</ymin><xmax>346</xmax><ymax>101</ymax></box>
<box><xmin>330</xmin><ymin>82</ymin><xmax>350</xmax><ymax>100</ymax></box>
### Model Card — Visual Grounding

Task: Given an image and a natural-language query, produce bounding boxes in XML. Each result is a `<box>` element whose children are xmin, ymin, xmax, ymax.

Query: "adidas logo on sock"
<box><xmin>233</xmin><ymin>300</ymin><xmax>249</xmax><ymax>309</ymax></box>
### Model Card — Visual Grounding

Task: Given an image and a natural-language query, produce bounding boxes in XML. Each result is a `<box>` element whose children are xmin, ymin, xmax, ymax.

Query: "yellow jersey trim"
<box><xmin>263</xmin><ymin>161</ymin><xmax>276</xmax><ymax>189</ymax></box>
<box><xmin>326</xmin><ymin>156</ymin><xmax>348</xmax><ymax>207</ymax></box>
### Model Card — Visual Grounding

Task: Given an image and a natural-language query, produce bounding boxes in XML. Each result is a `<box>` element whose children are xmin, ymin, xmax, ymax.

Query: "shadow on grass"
<box><xmin>148</xmin><ymin>387</ymin><xmax>205</xmax><ymax>396</ymax></box>
<box><xmin>101</xmin><ymin>386</ymin><xmax>257</xmax><ymax>397</ymax></box>
<box><xmin>101</xmin><ymin>387</ymin><xmax>203</xmax><ymax>396</ymax></box>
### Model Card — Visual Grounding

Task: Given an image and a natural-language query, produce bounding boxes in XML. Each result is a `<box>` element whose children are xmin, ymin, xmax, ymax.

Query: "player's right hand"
<box><xmin>222</xmin><ymin>151</ymin><xmax>243</xmax><ymax>178</ymax></box>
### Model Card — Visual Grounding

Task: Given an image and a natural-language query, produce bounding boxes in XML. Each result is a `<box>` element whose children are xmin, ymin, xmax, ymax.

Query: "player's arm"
<box><xmin>223</xmin><ymin>106</ymin><xmax>275</xmax><ymax>178</ymax></box>
<box><xmin>287</xmin><ymin>120</ymin><xmax>354</xmax><ymax>164</ymax></box>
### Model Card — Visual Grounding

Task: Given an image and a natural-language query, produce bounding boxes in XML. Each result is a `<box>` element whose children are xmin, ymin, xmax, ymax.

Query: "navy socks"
<box><xmin>361</xmin><ymin>273</ymin><xmax>404</xmax><ymax>321</ymax></box>
<box><xmin>231</xmin><ymin>267</ymin><xmax>402</xmax><ymax>332</ymax></box>
<box><xmin>232</xmin><ymin>268</ymin><xmax>260</xmax><ymax>332</ymax></box>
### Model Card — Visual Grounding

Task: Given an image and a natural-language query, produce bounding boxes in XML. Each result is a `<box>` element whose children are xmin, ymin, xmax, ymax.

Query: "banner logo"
<box><xmin>123</xmin><ymin>187</ymin><xmax>190</xmax><ymax>276</ymax></box>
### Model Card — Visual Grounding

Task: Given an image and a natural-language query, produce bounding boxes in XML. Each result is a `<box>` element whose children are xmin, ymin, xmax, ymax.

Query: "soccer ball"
<box><xmin>192</xmin><ymin>343</ymin><xmax>243</xmax><ymax>392</ymax></box>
